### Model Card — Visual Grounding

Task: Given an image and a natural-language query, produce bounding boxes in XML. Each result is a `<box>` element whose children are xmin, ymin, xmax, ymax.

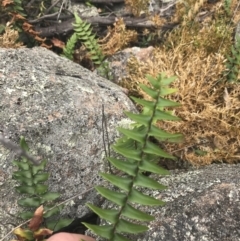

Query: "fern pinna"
<box><xmin>83</xmin><ymin>73</ymin><xmax>183</xmax><ymax>241</ymax></box>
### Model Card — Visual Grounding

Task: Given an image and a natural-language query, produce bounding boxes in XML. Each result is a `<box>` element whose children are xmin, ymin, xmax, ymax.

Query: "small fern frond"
<box><xmin>62</xmin><ymin>13</ymin><xmax>110</xmax><ymax>78</ymax></box>
<box><xmin>12</xmin><ymin>137</ymin><xmax>72</xmax><ymax>231</ymax></box>
<box><xmin>84</xmin><ymin>73</ymin><xmax>184</xmax><ymax>240</ymax></box>
<box><xmin>2</xmin><ymin>0</ymin><xmax>26</xmax><ymax>17</ymax></box>
<box><xmin>63</xmin><ymin>33</ymin><xmax>78</xmax><ymax>60</ymax></box>
<box><xmin>73</xmin><ymin>13</ymin><xmax>105</xmax><ymax>65</ymax></box>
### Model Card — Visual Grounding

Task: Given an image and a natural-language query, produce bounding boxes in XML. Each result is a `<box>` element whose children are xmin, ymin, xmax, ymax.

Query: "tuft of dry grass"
<box><xmin>125</xmin><ymin>0</ymin><xmax>149</xmax><ymax>17</ymax></box>
<box><xmin>99</xmin><ymin>18</ymin><xmax>138</xmax><ymax>56</ymax></box>
<box><xmin>0</xmin><ymin>23</ymin><xmax>24</xmax><ymax>48</ymax></box>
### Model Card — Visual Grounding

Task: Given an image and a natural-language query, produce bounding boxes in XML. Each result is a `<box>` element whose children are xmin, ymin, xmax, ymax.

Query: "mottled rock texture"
<box><xmin>0</xmin><ymin>47</ymin><xmax>136</xmax><ymax>239</ymax></box>
<box><xmin>95</xmin><ymin>163</ymin><xmax>240</xmax><ymax>241</ymax></box>
<box><xmin>139</xmin><ymin>163</ymin><xmax>240</xmax><ymax>241</ymax></box>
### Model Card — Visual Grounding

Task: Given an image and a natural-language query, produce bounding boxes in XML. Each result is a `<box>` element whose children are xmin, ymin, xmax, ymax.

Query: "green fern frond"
<box><xmin>62</xmin><ymin>13</ymin><xmax>110</xmax><ymax>78</ymax></box>
<box><xmin>73</xmin><ymin>13</ymin><xmax>105</xmax><ymax>65</ymax></box>
<box><xmin>12</xmin><ymin>137</ymin><xmax>72</xmax><ymax>231</ymax></box>
<box><xmin>6</xmin><ymin>0</ymin><xmax>26</xmax><ymax>17</ymax></box>
<box><xmin>84</xmin><ymin>73</ymin><xmax>184</xmax><ymax>241</ymax></box>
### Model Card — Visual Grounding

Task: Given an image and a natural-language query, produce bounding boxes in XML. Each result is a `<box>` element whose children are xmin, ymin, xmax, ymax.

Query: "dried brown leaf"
<box><xmin>2</xmin><ymin>0</ymin><xmax>13</xmax><ymax>7</ymax></box>
<box><xmin>28</xmin><ymin>205</ymin><xmax>44</xmax><ymax>231</ymax></box>
<box><xmin>34</xmin><ymin>228</ymin><xmax>53</xmax><ymax>239</ymax></box>
<box><xmin>51</xmin><ymin>38</ymin><xmax>65</xmax><ymax>49</ymax></box>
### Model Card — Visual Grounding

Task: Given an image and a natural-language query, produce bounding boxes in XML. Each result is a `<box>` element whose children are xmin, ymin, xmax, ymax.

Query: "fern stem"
<box><xmin>110</xmin><ymin>86</ymin><xmax>161</xmax><ymax>240</ymax></box>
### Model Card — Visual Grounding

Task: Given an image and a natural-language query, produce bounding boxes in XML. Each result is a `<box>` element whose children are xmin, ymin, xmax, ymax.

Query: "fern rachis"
<box><xmin>83</xmin><ymin>73</ymin><xmax>183</xmax><ymax>241</ymax></box>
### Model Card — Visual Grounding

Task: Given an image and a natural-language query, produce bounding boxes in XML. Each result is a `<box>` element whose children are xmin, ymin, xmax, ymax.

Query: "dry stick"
<box><xmin>0</xmin><ymin>187</ymin><xmax>94</xmax><ymax>241</ymax></box>
<box><xmin>29</xmin><ymin>12</ymin><xmax>60</xmax><ymax>23</ymax></box>
<box><xmin>34</xmin><ymin>5</ymin><xmax>180</xmax><ymax>38</ymax></box>
<box><xmin>103</xmin><ymin>106</ymin><xmax>111</xmax><ymax>162</ymax></box>
<box><xmin>101</xmin><ymin>104</ymin><xmax>112</xmax><ymax>174</ymax></box>
<box><xmin>159</xmin><ymin>0</ymin><xmax>179</xmax><ymax>16</ymax></box>
<box><xmin>0</xmin><ymin>135</ymin><xmax>40</xmax><ymax>165</ymax></box>
<box><xmin>57</xmin><ymin>0</ymin><xmax>65</xmax><ymax>21</ymax></box>
<box><xmin>44</xmin><ymin>0</ymin><xmax>61</xmax><ymax>15</ymax></box>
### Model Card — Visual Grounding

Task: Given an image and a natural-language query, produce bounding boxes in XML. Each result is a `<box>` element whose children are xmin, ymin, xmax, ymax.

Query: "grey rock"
<box><xmin>67</xmin><ymin>1</ymin><xmax>99</xmax><ymax>18</ymax></box>
<box><xmin>93</xmin><ymin>164</ymin><xmax>240</xmax><ymax>241</ymax></box>
<box><xmin>139</xmin><ymin>164</ymin><xmax>240</xmax><ymax>241</ymax></box>
<box><xmin>0</xmin><ymin>47</ymin><xmax>136</xmax><ymax>240</ymax></box>
<box><xmin>107</xmin><ymin>46</ymin><xmax>155</xmax><ymax>84</ymax></box>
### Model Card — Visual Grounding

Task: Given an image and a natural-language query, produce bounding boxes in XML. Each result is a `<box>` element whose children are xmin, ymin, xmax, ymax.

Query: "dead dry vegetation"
<box><xmin>120</xmin><ymin>0</ymin><xmax>240</xmax><ymax>165</ymax></box>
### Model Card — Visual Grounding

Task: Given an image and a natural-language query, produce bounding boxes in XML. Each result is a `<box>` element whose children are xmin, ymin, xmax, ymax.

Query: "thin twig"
<box><xmin>0</xmin><ymin>187</ymin><xmax>94</xmax><ymax>241</ymax></box>
<box><xmin>101</xmin><ymin>104</ymin><xmax>113</xmax><ymax>173</ymax></box>
<box><xmin>159</xmin><ymin>0</ymin><xmax>179</xmax><ymax>15</ymax></box>
<box><xmin>0</xmin><ymin>219</ymin><xmax>30</xmax><ymax>241</ymax></box>
<box><xmin>57</xmin><ymin>0</ymin><xmax>65</xmax><ymax>21</ymax></box>
<box><xmin>29</xmin><ymin>12</ymin><xmax>59</xmax><ymax>23</ymax></box>
<box><xmin>44</xmin><ymin>0</ymin><xmax>61</xmax><ymax>14</ymax></box>
<box><xmin>0</xmin><ymin>135</ymin><xmax>40</xmax><ymax>165</ymax></box>
<box><xmin>103</xmin><ymin>107</ymin><xmax>111</xmax><ymax>162</ymax></box>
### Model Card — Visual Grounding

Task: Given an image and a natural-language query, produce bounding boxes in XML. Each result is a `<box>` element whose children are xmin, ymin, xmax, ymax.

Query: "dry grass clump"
<box><xmin>99</xmin><ymin>18</ymin><xmax>138</xmax><ymax>56</ymax></box>
<box><xmin>123</xmin><ymin>42</ymin><xmax>240</xmax><ymax>166</ymax></box>
<box><xmin>121</xmin><ymin>1</ymin><xmax>240</xmax><ymax>165</ymax></box>
<box><xmin>0</xmin><ymin>24</ymin><xmax>24</xmax><ymax>48</ymax></box>
<box><xmin>125</xmin><ymin>0</ymin><xmax>149</xmax><ymax>17</ymax></box>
